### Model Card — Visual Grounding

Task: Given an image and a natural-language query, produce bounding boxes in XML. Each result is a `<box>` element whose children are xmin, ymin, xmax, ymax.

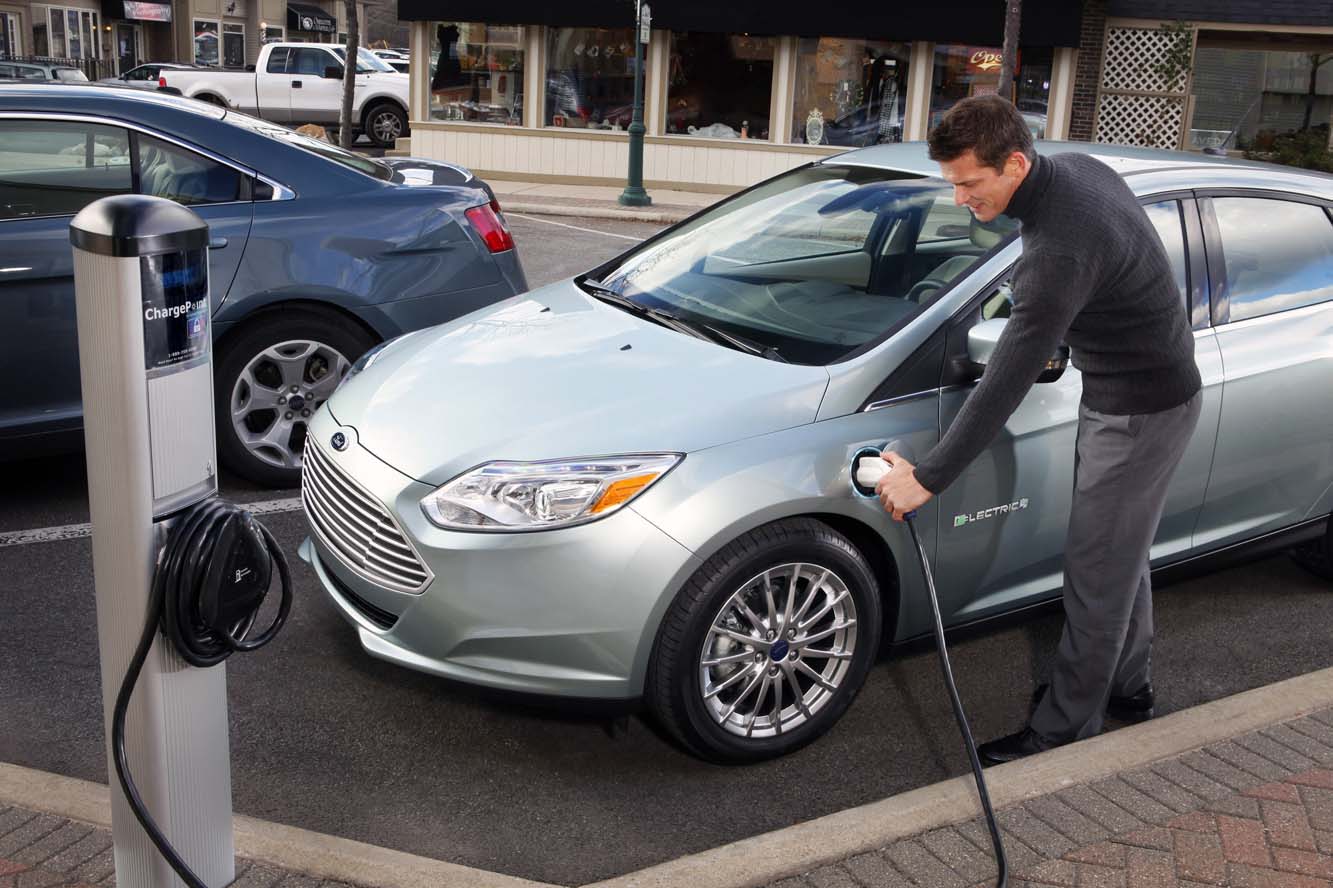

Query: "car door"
<box><xmin>134</xmin><ymin>131</ymin><xmax>254</xmax><ymax>308</ymax></box>
<box><xmin>258</xmin><ymin>47</ymin><xmax>292</xmax><ymax>122</ymax></box>
<box><xmin>928</xmin><ymin>196</ymin><xmax>1222</xmax><ymax>622</ymax></box>
<box><xmin>1192</xmin><ymin>193</ymin><xmax>1333</xmax><ymax>548</ymax></box>
<box><xmin>0</xmin><ymin>118</ymin><xmax>133</xmax><ymax>439</ymax></box>
<box><xmin>288</xmin><ymin>47</ymin><xmax>343</xmax><ymax>124</ymax></box>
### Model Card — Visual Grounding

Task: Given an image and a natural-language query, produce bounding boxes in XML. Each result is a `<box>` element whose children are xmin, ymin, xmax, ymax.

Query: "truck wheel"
<box><xmin>214</xmin><ymin>311</ymin><xmax>376</xmax><ymax>488</ymax></box>
<box><xmin>645</xmin><ymin>518</ymin><xmax>882</xmax><ymax>763</ymax></box>
<box><xmin>365</xmin><ymin>102</ymin><xmax>406</xmax><ymax>148</ymax></box>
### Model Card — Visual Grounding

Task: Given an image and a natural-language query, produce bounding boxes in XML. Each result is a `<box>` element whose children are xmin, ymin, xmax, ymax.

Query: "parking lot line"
<box><xmin>0</xmin><ymin>496</ymin><xmax>303</xmax><ymax>548</ymax></box>
<box><xmin>507</xmin><ymin>212</ymin><xmax>645</xmax><ymax>241</ymax></box>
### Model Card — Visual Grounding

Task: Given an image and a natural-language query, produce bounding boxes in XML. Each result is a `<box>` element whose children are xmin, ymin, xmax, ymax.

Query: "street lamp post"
<box><xmin>618</xmin><ymin>0</ymin><xmax>652</xmax><ymax>207</ymax></box>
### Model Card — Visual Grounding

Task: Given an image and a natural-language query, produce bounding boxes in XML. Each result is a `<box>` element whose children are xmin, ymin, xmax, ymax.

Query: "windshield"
<box><xmin>330</xmin><ymin>47</ymin><xmax>395</xmax><ymax>73</ymax></box>
<box><xmin>55</xmin><ymin>68</ymin><xmax>89</xmax><ymax>82</ymax></box>
<box><xmin>596</xmin><ymin>164</ymin><xmax>1018</xmax><ymax>364</ymax></box>
<box><xmin>222</xmin><ymin>108</ymin><xmax>394</xmax><ymax>181</ymax></box>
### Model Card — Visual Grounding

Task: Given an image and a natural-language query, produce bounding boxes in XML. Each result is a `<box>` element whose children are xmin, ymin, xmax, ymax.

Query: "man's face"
<box><xmin>937</xmin><ymin>149</ymin><xmax>1029</xmax><ymax>222</ymax></box>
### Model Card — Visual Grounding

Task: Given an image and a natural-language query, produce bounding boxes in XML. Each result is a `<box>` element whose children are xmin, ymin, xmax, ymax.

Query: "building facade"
<box><xmin>395</xmin><ymin>0</ymin><xmax>1333</xmax><ymax>191</ymax></box>
<box><xmin>0</xmin><ymin>0</ymin><xmax>364</xmax><ymax>78</ymax></box>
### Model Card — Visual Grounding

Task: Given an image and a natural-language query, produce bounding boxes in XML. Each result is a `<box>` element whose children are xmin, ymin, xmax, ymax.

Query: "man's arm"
<box><xmin>912</xmin><ymin>250</ymin><xmax>1094</xmax><ymax>494</ymax></box>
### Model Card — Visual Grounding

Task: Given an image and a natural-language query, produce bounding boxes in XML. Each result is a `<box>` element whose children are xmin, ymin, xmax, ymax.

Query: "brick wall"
<box><xmin>1069</xmin><ymin>0</ymin><xmax>1108</xmax><ymax>142</ymax></box>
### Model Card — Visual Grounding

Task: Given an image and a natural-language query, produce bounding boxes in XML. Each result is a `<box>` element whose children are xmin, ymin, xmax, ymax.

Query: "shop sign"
<box><xmin>967</xmin><ymin>48</ymin><xmax>1002</xmax><ymax>74</ymax></box>
<box><xmin>124</xmin><ymin>1</ymin><xmax>171</xmax><ymax>22</ymax></box>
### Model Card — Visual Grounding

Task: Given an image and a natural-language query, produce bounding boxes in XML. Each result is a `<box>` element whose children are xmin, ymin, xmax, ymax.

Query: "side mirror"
<box><xmin>966</xmin><ymin>318</ymin><xmax>1071</xmax><ymax>384</ymax></box>
<box><xmin>323</xmin><ymin>65</ymin><xmax>344</xmax><ymax>79</ymax></box>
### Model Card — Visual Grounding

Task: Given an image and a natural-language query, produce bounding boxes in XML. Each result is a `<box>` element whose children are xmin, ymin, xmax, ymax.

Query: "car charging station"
<box><xmin>70</xmin><ymin>195</ymin><xmax>290</xmax><ymax>888</ymax></box>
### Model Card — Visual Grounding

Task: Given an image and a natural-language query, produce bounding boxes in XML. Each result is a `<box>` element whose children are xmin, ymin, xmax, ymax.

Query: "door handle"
<box><xmin>208</xmin><ymin>237</ymin><xmax>229</xmax><ymax>250</ymax></box>
<box><xmin>292</xmin><ymin>79</ymin><xmax>302</xmax><ymax>88</ymax></box>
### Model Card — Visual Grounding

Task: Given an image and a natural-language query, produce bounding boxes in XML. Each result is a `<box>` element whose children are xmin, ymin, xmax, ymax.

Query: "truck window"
<box><xmin>266</xmin><ymin>47</ymin><xmax>290</xmax><ymax>74</ymax></box>
<box><xmin>292</xmin><ymin>48</ymin><xmax>333</xmax><ymax>77</ymax></box>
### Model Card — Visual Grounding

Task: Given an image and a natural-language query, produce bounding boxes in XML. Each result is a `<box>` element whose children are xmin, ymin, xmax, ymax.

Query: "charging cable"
<box><xmin>855</xmin><ymin>455</ymin><xmax>1008</xmax><ymax>888</ymax></box>
<box><xmin>111</xmin><ymin>497</ymin><xmax>293</xmax><ymax>888</ymax></box>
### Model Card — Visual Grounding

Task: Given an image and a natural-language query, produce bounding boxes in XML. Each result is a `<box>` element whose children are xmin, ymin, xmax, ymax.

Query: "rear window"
<box><xmin>221</xmin><ymin>108</ymin><xmax>394</xmax><ymax>181</ymax></box>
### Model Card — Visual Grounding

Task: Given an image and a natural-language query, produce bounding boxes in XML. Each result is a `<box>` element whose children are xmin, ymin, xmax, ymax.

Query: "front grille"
<box><xmin>325</xmin><ymin>562</ymin><xmax>399</xmax><ymax>630</ymax></box>
<box><xmin>301</xmin><ymin>440</ymin><xmax>431</xmax><ymax>594</ymax></box>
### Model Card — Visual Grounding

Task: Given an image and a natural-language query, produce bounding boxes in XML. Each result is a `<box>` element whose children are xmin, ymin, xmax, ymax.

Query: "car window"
<box><xmin>266</xmin><ymin>47</ymin><xmax>290</xmax><ymax>74</ymax></box>
<box><xmin>1142</xmin><ymin>200</ymin><xmax>1188</xmax><ymax>310</ymax></box>
<box><xmin>292</xmin><ymin>48</ymin><xmax>332</xmax><ymax>77</ymax></box>
<box><xmin>137</xmin><ymin>134</ymin><xmax>242</xmax><ymax>205</ymax></box>
<box><xmin>0</xmin><ymin>120</ymin><xmax>132</xmax><ymax>219</ymax></box>
<box><xmin>1213</xmin><ymin>197</ymin><xmax>1333</xmax><ymax>323</ymax></box>
<box><xmin>597</xmin><ymin>165</ymin><xmax>1018</xmax><ymax>365</ymax></box>
<box><xmin>55</xmin><ymin>68</ymin><xmax>88</xmax><ymax>82</ymax></box>
<box><xmin>127</xmin><ymin>66</ymin><xmax>154</xmax><ymax>81</ymax></box>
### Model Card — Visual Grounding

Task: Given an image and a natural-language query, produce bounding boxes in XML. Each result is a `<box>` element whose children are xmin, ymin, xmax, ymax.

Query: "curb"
<box><xmin>499</xmin><ymin>201</ymin><xmax>694</xmax><ymax>224</ymax></box>
<box><xmin>0</xmin><ymin>762</ymin><xmax>557</xmax><ymax>888</ymax></box>
<box><xmin>585</xmin><ymin>664</ymin><xmax>1333</xmax><ymax>888</ymax></box>
<box><xmin>4</xmin><ymin>666</ymin><xmax>1332</xmax><ymax>888</ymax></box>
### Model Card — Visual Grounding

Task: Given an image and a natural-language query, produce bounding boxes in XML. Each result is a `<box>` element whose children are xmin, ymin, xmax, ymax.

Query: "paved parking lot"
<box><xmin>2</xmin><ymin>214</ymin><xmax>1331</xmax><ymax>885</ymax></box>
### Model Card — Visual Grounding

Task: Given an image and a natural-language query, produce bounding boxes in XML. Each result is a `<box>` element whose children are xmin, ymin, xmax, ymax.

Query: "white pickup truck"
<box><xmin>158</xmin><ymin>43</ymin><xmax>409</xmax><ymax>147</ymax></box>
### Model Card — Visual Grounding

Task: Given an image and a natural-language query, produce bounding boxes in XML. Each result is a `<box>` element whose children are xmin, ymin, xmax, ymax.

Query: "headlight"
<box><xmin>420</xmin><ymin>454</ymin><xmax>682</xmax><ymax>532</ymax></box>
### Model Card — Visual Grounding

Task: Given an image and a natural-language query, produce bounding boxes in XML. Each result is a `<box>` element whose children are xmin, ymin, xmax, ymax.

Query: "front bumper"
<box><xmin>299</xmin><ymin>410</ymin><xmax>698</xmax><ymax>698</ymax></box>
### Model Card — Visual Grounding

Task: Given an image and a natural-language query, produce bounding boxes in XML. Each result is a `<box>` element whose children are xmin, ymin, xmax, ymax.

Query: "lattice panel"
<box><xmin>1101</xmin><ymin>26</ymin><xmax>1190</xmax><ymax>95</ymax></box>
<box><xmin>1095</xmin><ymin>93</ymin><xmax>1186</xmax><ymax>149</ymax></box>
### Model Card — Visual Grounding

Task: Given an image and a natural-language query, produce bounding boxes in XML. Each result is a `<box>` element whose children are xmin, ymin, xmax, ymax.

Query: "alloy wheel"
<box><xmin>229</xmin><ymin>339</ymin><xmax>350</xmax><ymax>471</ymax></box>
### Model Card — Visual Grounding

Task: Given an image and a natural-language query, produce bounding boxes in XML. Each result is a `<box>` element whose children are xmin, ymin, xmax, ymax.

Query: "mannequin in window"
<box><xmin>867</xmin><ymin>55</ymin><xmax>904</xmax><ymax>144</ymax></box>
<box><xmin>431</xmin><ymin>24</ymin><xmax>470</xmax><ymax>116</ymax></box>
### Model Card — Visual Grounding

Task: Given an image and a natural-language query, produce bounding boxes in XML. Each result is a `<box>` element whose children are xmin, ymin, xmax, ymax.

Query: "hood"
<box><xmin>328</xmin><ymin>281</ymin><xmax>831</xmax><ymax>485</ymax></box>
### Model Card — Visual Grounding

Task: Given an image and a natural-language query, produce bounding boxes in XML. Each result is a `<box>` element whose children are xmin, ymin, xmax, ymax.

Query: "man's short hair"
<box><xmin>928</xmin><ymin>95</ymin><xmax>1035</xmax><ymax>172</ymax></box>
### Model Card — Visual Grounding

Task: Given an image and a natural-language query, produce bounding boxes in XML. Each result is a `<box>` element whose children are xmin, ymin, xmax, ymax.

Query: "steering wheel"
<box><xmin>905</xmin><ymin>277</ymin><xmax>947</xmax><ymax>303</ymax></box>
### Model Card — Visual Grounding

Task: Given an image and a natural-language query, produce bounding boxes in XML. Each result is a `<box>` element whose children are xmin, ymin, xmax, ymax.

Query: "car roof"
<box><xmin>0</xmin><ymin>81</ymin><xmax>226</xmax><ymax>119</ymax></box>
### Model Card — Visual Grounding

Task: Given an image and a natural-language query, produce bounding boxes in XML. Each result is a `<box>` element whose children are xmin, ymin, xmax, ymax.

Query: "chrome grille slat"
<box><xmin>300</xmin><ymin>439</ymin><xmax>431</xmax><ymax>594</ymax></box>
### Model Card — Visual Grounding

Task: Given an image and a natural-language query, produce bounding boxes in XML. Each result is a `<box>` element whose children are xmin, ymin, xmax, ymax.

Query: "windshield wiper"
<box><xmin>579</xmin><ymin>278</ymin><xmax>788</xmax><ymax>362</ymax></box>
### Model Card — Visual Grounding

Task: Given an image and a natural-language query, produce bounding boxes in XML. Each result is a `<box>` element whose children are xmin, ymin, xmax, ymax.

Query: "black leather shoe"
<box><xmin>1028</xmin><ymin>682</ymin><xmax>1156</xmax><ymax>724</ymax></box>
<box><xmin>977</xmin><ymin>727</ymin><xmax>1061</xmax><ymax>767</ymax></box>
<box><xmin>1107</xmin><ymin>684</ymin><xmax>1155</xmax><ymax>723</ymax></box>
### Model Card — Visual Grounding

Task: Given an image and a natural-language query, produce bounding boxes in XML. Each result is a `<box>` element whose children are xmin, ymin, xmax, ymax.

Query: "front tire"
<box><xmin>364</xmin><ymin>102</ymin><xmax>406</xmax><ymax>148</ymax></box>
<box><xmin>214</xmin><ymin>311</ymin><xmax>375</xmax><ymax>488</ymax></box>
<box><xmin>646</xmin><ymin>518</ymin><xmax>882</xmax><ymax>763</ymax></box>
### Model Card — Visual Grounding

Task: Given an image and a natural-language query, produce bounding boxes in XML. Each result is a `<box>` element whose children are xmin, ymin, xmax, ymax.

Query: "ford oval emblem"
<box><xmin>331</xmin><ymin>432</ymin><xmax>347</xmax><ymax>451</ymax></box>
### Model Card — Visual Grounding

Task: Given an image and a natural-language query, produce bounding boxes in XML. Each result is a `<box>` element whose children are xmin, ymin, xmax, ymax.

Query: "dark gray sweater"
<box><xmin>913</xmin><ymin>151</ymin><xmax>1202</xmax><ymax>494</ymax></box>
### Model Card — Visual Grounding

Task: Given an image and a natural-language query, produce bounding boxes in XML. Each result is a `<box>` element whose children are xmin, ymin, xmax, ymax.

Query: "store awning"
<box><xmin>288</xmin><ymin>1</ymin><xmax>336</xmax><ymax>33</ymax></box>
<box><xmin>394</xmin><ymin>0</ymin><xmax>1083</xmax><ymax>47</ymax></box>
<box><xmin>103</xmin><ymin>0</ymin><xmax>172</xmax><ymax>22</ymax></box>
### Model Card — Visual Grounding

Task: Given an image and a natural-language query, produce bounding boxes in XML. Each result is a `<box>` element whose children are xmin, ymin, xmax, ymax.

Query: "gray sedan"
<box><xmin>0</xmin><ymin>83</ymin><xmax>527</xmax><ymax>487</ymax></box>
<box><xmin>303</xmin><ymin>142</ymin><xmax>1333</xmax><ymax>762</ymax></box>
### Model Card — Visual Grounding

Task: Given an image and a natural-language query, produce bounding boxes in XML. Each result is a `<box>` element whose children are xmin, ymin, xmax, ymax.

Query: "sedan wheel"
<box><xmin>215</xmin><ymin>313</ymin><xmax>374</xmax><ymax>488</ymax></box>
<box><xmin>647</xmin><ymin>518</ymin><xmax>881</xmax><ymax>763</ymax></box>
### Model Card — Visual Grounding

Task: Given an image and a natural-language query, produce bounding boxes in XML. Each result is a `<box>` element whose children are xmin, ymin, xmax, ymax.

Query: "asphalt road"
<box><xmin>2</xmin><ymin>214</ymin><xmax>1331</xmax><ymax>886</ymax></box>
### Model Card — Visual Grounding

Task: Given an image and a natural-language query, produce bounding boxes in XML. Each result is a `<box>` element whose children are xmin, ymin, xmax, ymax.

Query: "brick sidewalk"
<box><xmin>0</xmin><ymin>810</ymin><xmax>360</xmax><ymax>888</ymax></box>
<box><xmin>773</xmin><ymin>708</ymin><xmax>1333</xmax><ymax>888</ymax></box>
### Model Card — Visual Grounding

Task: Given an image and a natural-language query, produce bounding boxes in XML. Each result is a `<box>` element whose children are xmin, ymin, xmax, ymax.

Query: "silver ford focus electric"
<box><xmin>299</xmin><ymin>142</ymin><xmax>1333</xmax><ymax>763</ymax></box>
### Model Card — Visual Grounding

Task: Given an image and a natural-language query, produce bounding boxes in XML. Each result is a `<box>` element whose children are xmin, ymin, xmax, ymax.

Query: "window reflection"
<box><xmin>1214</xmin><ymin>198</ymin><xmax>1333</xmax><ymax>322</ymax></box>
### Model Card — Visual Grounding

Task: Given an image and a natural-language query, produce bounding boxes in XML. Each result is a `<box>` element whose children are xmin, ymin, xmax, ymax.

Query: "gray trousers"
<box><xmin>1030</xmin><ymin>391</ymin><xmax>1203</xmax><ymax>743</ymax></box>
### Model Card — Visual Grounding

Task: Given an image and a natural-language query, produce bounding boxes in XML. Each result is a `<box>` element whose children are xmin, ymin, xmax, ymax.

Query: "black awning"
<box><xmin>395</xmin><ymin>1</ymin><xmax>1083</xmax><ymax>47</ymax></box>
<box><xmin>288</xmin><ymin>1</ymin><xmax>337</xmax><ymax>33</ymax></box>
<box><xmin>103</xmin><ymin>0</ymin><xmax>173</xmax><ymax>21</ymax></box>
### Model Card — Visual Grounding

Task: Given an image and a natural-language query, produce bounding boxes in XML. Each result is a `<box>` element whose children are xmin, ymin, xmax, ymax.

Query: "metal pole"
<box><xmin>618</xmin><ymin>0</ymin><xmax>651</xmax><ymax>207</ymax></box>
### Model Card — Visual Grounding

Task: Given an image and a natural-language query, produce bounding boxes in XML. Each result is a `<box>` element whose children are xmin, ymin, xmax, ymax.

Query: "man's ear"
<box><xmin>1005</xmin><ymin>151</ymin><xmax>1031</xmax><ymax>178</ymax></box>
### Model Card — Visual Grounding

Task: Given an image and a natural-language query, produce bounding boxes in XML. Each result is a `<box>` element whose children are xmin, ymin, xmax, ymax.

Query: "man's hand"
<box><xmin>874</xmin><ymin>452</ymin><xmax>933</xmax><ymax>522</ymax></box>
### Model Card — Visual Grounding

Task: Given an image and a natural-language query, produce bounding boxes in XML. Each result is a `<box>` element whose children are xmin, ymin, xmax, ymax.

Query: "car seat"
<box><xmin>905</xmin><ymin>214</ymin><xmax>1012</xmax><ymax>302</ymax></box>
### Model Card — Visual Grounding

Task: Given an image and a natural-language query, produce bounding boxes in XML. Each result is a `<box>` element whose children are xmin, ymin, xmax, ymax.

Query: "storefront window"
<box><xmin>0</xmin><ymin>12</ymin><xmax>21</xmax><ymax>59</ymax></box>
<box><xmin>429</xmin><ymin>22</ymin><xmax>524</xmax><ymax>125</ymax></box>
<box><xmin>262</xmin><ymin>25</ymin><xmax>284</xmax><ymax>44</ymax></box>
<box><xmin>223</xmin><ymin>23</ymin><xmax>244</xmax><ymax>68</ymax></box>
<box><xmin>667</xmin><ymin>32</ymin><xmax>774</xmax><ymax>140</ymax></box>
<box><xmin>546</xmin><ymin>27</ymin><xmax>640</xmax><ymax>130</ymax></box>
<box><xmin>1190</xmin><ymin>45</ymin><xmax>1333</xmax><ymax>151</ymax></box>
<box><xmin>791</xmin><ymin>37</ymin><xmax>910</xmax><ymax>146</ymax></box>
<box><xmin>930</xmin><ymin>44</ymin><xmax>1050</xmax><ymax>138</ymax></box>
<box><xmin>194</xmin><ymin>19</ymin><xmax>219</xmax><ymax>65</ymax></box>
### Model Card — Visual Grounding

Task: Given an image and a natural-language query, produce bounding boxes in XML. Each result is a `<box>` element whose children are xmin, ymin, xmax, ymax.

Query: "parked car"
<box><xmin>384</xmin><ymin>59</ymin><xmax>410</xmax><ymax>75</ymax></box>
<box><xmin>301</xmin><ymin>141</ymin><xmax>1333</xmax><ymax>763</ymax></box>
<box><xmin>156</xmin><ymin>43</ymin><xmax>409</xmax><ymax>147</ymax></box>
<box><xmin>100</xmin><ymin>62</ymin><xmax>200</xmax><ymax>90</ymax></box>
<box><xmin>0</xmin><ymin>61</ymin><xmax>87</xmax><ymax>82</ymax></box>
<box><xmin>370</xmin><ymin>49</ymin><xmax>407</xmax><ymax>62</ymax></box>
<box><xmin>0</xmin><ymin>83</ymin><xmax>526</xmax><ymax>486</ymax></box>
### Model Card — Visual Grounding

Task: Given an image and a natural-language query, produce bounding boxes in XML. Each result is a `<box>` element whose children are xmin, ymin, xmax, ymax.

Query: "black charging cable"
<box><xmin>111</xmin><ymin>497</ymin><xmax>293</xmax><ymax>888</ymax></box>
<box><xmin>904</xmin><ymin>513</ymin><xmax>1008</xmax><ymax>888</ymax></box>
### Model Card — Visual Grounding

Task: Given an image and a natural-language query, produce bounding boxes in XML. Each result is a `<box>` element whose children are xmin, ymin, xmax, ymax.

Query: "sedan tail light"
<box><xmin>465</xmin><ymin>202</ymin><xmax>515</xmax><ymax>253</ymax></box>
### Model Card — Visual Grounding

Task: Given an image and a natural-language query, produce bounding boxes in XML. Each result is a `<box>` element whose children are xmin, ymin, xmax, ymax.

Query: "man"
<box><xmin>875</xmin><ymin>95</ymin><xmax>1203</xmax><ymax>764</ymax></box>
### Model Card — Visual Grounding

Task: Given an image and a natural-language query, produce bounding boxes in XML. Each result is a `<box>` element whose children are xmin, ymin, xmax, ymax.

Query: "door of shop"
<box><xmin>116</xmin><ymin>23</ymin><xmax>141</xmax><ymax>75</ymax></box>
